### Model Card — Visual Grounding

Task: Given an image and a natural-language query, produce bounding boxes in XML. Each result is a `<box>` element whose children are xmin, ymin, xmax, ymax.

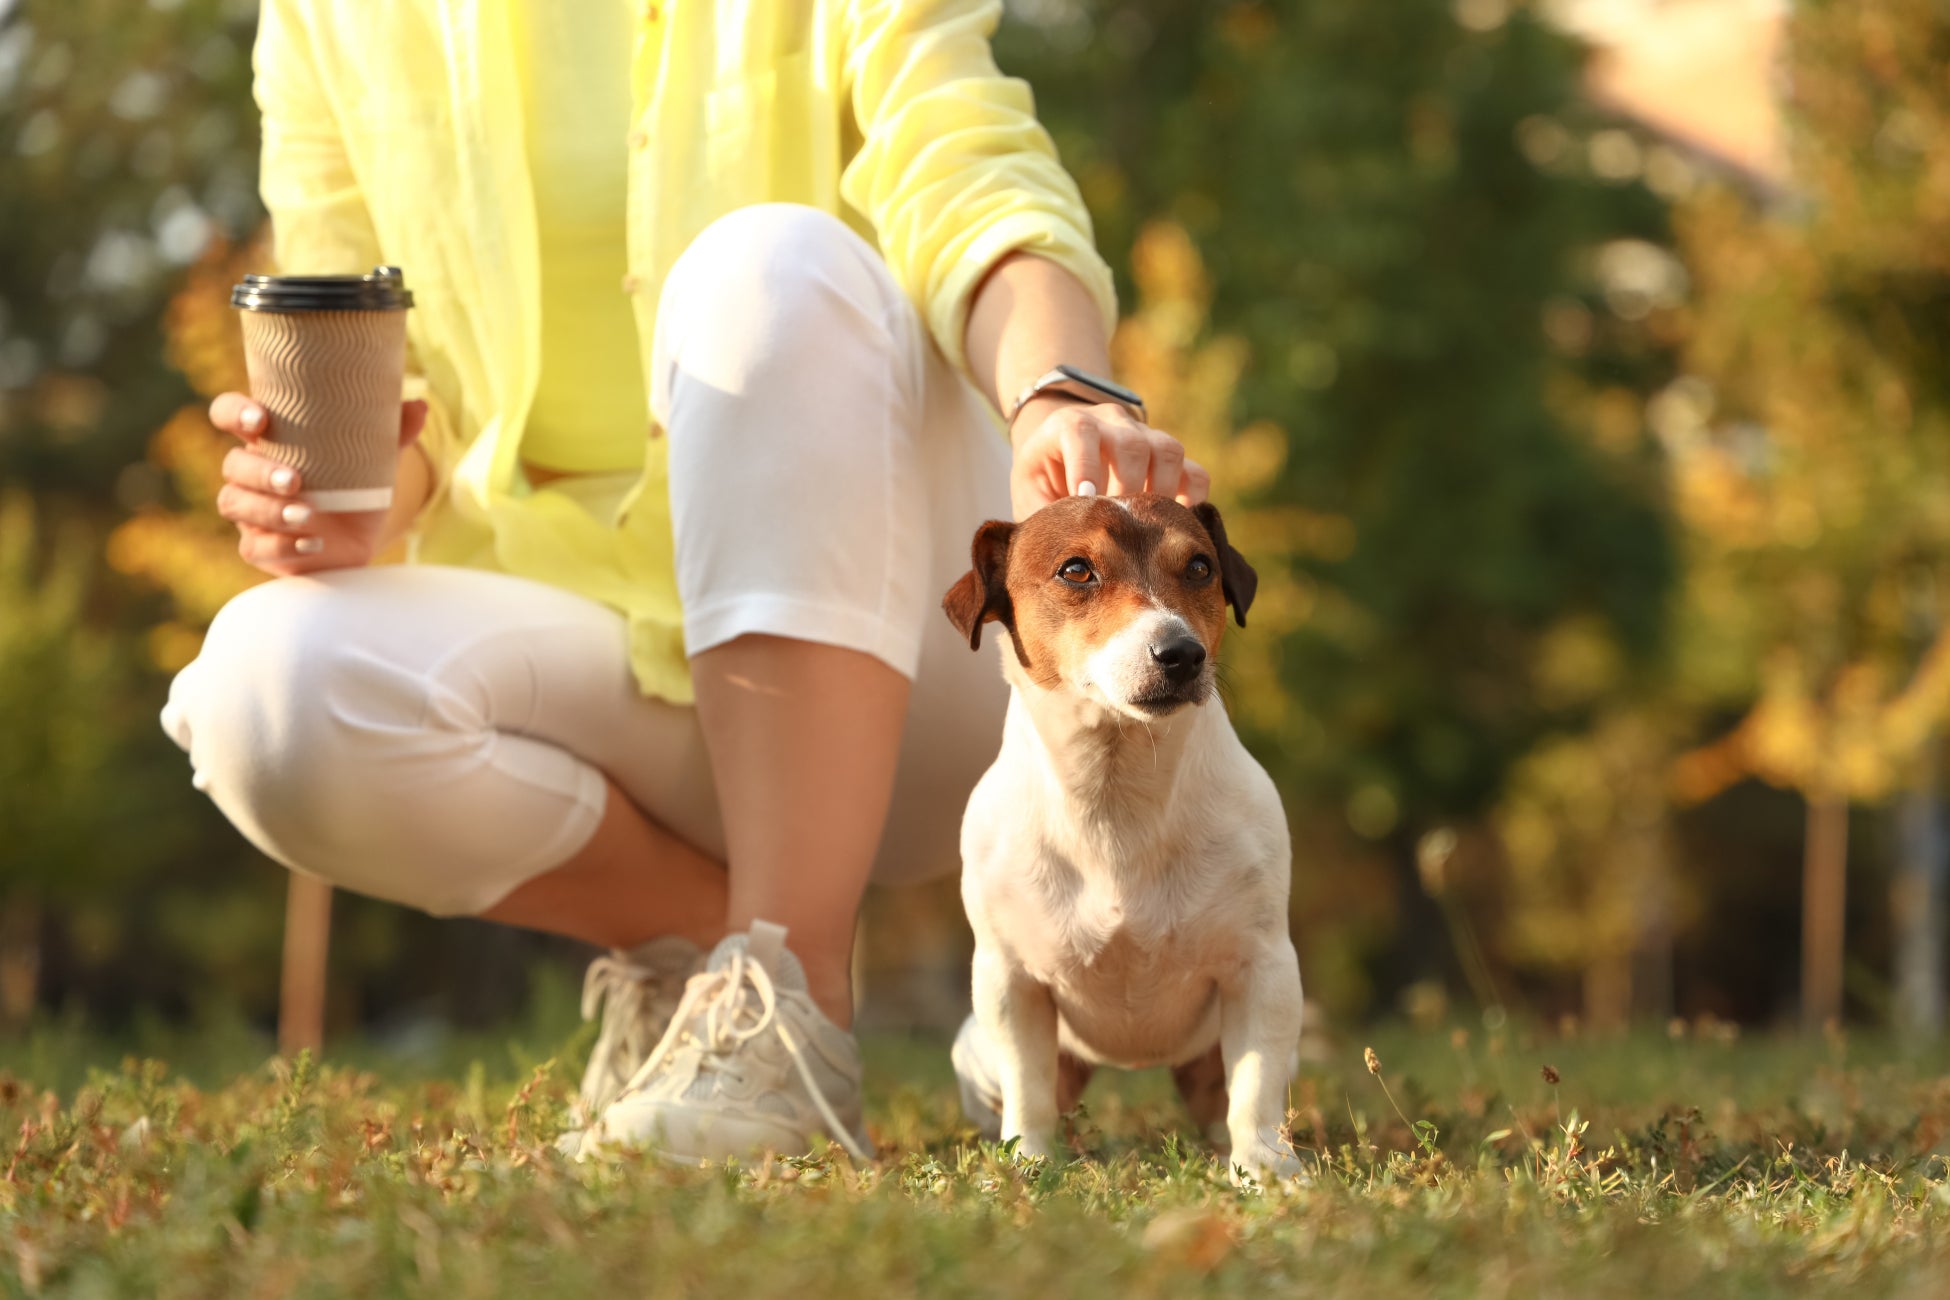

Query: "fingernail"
<box><xmin>281</xmin><ymin>502</ymin><xmax>313</xmax><ymax>526</ymax></box>
<box><xmin>1077</xmin><ymin>481</ymin><xmax>1099</xmax><ymax>498</ymax></box>
<box><xmin>270</xmin><ymin>467</ymin><xmax>297</xmax><ymax>494</ymax></box>
<box><xmin>241</xmin><ymin>406</ymin><xmax>265</xmax><ymax>433</ymax></box>
<box><xmin>294</xmin><ymin>537</ymin><xmax>324</xmax><ymax>555</ymax></box>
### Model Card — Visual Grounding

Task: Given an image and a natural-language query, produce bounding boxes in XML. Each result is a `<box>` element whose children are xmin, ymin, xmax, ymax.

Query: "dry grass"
<box><xmin>5</xmin><ymin>1011</ymin><xmax>1950</xmax><ymax>1297</ymax></box>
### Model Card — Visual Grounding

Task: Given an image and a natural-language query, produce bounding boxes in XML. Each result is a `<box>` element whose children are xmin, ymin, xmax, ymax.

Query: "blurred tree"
<box><xmin>0</xmin><ymin>0</ymin><xmax>280</xmax><ymax>1027</ymax></box>
<box><xmin>1663</xmin><ymin>0</ymin><xmax>1950</xmax><ymax>1031</ymax></box>
<box><xmin>106</xmin><ymin>233</ymin><xmax>268</xmax><ymax>673</ymax></box>
<box><xmin>0</xmin><ymin>491</ymin><xmax>191</xmax><ymax>1025</ymax></box>
<box><xmin>1000</xmin><ymin>0</ymin><xmax>1677</xmax><ymax>1010</ymax></box>
<box><xmin>0</xmin><ymin>0</ymin><xmax>262</xmax><ymax>495</ymax></box>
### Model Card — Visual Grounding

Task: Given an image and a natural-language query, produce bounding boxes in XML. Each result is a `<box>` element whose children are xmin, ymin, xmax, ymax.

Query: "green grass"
<box><xmin>6</xmin><ymin>1010</ymin><xmax>1950</xmax><ymax>1298</ymax></box>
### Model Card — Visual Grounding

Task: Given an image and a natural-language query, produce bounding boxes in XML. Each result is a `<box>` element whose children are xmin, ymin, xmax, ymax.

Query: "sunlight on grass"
<box><xmin>5</xmin><ymin>1019</ymin><xmax>1950</xmax><ymax>1296</ymax></box>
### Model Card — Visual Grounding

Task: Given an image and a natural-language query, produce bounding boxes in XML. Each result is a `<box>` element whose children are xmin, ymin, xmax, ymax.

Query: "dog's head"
<box><xmin>943</xmin><ymin>495</ymin><xmax>1257</xmax><ymax>719</ymax></box>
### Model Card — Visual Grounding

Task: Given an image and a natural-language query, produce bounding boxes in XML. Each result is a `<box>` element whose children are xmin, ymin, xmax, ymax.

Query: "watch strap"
<box><xmin>1006</xmin><ymin>365</ymin><xmax>1146</xmax><ymax>429</ymax></box>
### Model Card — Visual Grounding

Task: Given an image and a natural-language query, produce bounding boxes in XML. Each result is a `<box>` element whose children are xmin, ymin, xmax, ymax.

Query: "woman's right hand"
<box><xmin>209</xmin><ymin>392</ymin><xmax>428</xmax><ymax>577</ymax></box>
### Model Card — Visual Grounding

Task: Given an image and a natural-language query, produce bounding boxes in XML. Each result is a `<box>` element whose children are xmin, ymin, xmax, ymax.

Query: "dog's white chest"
<box><xmin>1012</xmin><ymin>862</ymin><xmax>1244</xmax><ymax>1068</ymax></box>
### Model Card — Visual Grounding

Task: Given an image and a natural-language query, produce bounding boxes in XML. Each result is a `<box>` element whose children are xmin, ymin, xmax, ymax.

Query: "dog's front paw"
<box><xmin>1226</xmin><ymin>1126</ymin><xmax>1305</xmax><ymax>1188</ymax></box>
<box><xmin>1005</xmin><ymin>1129</ymin><xmax>1062</xmax><ymax>1163</ymax></box>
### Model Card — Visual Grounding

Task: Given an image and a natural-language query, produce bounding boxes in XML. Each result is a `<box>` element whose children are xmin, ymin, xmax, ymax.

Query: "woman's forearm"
<box><xmin>966</xmin><ymin>251</ymin><xmax>1208</xmax><ymax>516</ymax></box>
<box><xmin>964</xmin><ymin>252</ymin><xmax>1113</xmax><ymax>445</ymax></box>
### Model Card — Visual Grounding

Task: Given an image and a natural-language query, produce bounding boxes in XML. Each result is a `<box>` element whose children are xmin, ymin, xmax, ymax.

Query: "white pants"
<box><xmin>162</xmin><ymin>205</ymin><xmax>1010</xmax><ymax>917</ymax></box>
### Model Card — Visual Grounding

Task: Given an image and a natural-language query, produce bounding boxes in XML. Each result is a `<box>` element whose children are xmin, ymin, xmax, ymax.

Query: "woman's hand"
<box><xmin>1009</xmin><ymin>395</ymin><xmax>1210</xmax><ymax>521</ymax></box>
<box><xmin>209</xmin><ymin>391</ymin><xmax>428</xmax><ymax>577</ymax></box>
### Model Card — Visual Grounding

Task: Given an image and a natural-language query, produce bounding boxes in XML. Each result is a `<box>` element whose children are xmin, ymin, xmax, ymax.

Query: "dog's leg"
<box><xmin>971</xmin><ymin>946</ymin><xmax>1062</xmax><ymax>1160</ymax></box>
<box><xmin>1219</xmin><ymin>938</ymin><xmax>1305</xmax><ymax>1184</ymax></box>
<box><xmin>1057</xmin><ymin>1052</ymin><xmax>1096</xmax><ymax>1117</ymax></box>
<box><xmin>1170</xmin><ymin>1045</ymin><xmax>1228</xmax><ymax>1148</ymax></box>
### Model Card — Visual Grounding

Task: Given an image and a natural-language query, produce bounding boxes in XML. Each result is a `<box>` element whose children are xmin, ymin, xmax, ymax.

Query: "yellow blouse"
<box><xmin>509</xmin><ymin>1</ymin><xmax>649</xmax><ymax>474</ymax></box>
<box><xmin>253</xmin><ymin>0</ymin><xmax>1116</xmax><ymax>704</ymax></box>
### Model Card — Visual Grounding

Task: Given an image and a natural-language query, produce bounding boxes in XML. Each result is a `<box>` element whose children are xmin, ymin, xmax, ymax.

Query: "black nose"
<box><xmin>1150</xmin><ymin>637</ymin><xmax>1207</xmax><ymax>682</ymax></box>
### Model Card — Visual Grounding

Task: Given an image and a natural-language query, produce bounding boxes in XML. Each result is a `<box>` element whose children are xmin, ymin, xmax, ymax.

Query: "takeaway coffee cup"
<box><xmin>230</xmin><ymin>266</ymin><xmax>415</xmax><ymax>512</ymax></box>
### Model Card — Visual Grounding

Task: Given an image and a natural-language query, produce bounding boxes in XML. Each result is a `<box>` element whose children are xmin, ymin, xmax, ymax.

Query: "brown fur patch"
<box><xmin>1002</xmin><ymin>496</ymin><xmax>1232</xmax><ymax>686</ymax></box>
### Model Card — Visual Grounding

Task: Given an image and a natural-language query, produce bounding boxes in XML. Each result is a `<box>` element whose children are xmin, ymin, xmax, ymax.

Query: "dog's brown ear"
<box><xmin>943</xmin><ymin>520</ymin><xmax>1017</xmax><ymax>649</ymax></box>
<box><xmin>1193</xmin><ymin>502</ymin><xmax>1258</xmax><ymax>628</ymax></box>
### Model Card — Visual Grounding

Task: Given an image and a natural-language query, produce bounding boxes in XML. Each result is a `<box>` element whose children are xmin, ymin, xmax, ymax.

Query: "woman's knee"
<box><xmin>665</xmin><ymin>203</ymin><xmax>892</xmax><ymax>317</ymax></box>
<box><xmin>652</xmin><ymin>204</ymin><xmax>916</xmax><ymax>420</ymax></box>
<box><xmin>164</xmin><ymin>578</ymin><xmax>419</xmax><ymax>865</ymax></box>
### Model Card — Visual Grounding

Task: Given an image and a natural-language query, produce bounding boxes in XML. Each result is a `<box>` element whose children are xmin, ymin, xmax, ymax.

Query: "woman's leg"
<box><xmin>478</xmin><ymin>775</ymin><xmax>723</xmax><ymax>951</ymax></box>
<box><xmin>654</xmin><ymin>204</ymin><xmax>969</xmax><ymax>1029</ymax></box>
<box><xmin>689</xmin><ymin>638</ymin><xmax>906</xmax><ymax>1027</ymax></box>
<box><xmin>162</xmin><ymin>564</ymin><xmax>728</xmax><ymax>944</ymax></box>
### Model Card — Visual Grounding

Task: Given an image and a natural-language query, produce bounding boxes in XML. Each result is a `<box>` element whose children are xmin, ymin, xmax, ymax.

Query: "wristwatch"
<box><xmin>1007</xmin><ymin>364</ymin><xmax>1147</xmax><ymax>429</ymax></box>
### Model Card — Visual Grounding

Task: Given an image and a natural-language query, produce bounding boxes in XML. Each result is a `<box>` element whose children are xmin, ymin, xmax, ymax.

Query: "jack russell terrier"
<box><xmin>942</xmin><ymin>493</ymin><xmax>1304</xmax><ymax>1183</ymax></box>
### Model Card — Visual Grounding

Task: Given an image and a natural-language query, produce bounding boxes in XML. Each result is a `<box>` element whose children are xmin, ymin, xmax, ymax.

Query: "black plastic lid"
<box><xmin>231</xmin><ymin>266</ymin><xmax>414</xmax><ymax>313</ymax></box>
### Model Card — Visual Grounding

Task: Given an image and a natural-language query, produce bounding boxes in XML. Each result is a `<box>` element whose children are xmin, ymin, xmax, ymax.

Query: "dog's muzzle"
<box><xmin>1128</xmin><ymin>636</ymin><xmax>1212</xmax><ymax>713</ymax></box>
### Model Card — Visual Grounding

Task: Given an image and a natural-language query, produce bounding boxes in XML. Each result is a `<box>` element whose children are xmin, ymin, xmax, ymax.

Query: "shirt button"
<box><xmin>647</xmin><ymin>420</ymin><xmax>662</xmax><ymax>439</ymax></box>
<box><xmin>621</xmin><ymin>274</ymin><xmax>641</xmax><ymax>295</ymax></box>
<box><xmin>627</xmin><ymin>128</ymin><xmax>648</xmax><ymax>150</ymax></box>
<box><xmin>644</xmin><ymin>2</ymin><xmax>660</xmax><ymax>20</ymax></box>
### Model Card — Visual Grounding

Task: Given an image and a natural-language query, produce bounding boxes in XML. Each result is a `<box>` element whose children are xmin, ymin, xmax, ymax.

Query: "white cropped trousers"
<box><xmin>162</xmin><ymin>205</ymin><xmax>1011</xmax><ymax>916</ymax></box>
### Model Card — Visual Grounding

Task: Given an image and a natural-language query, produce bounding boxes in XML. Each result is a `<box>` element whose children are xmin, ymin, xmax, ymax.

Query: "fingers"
<box><xmin>209</xmin><ymin>391</ymin><xmax>269</xmax><ymax>441</ymax></box>
<box><xmin>1010</xmin><ymin>402</ymin><xmax>1205</xmax><ymax>514</ymax></box>
<box><xmin>222</xmin><ymin>444</ymin><xmax>302</xmax><ymax>497</ymax></box>
<box><xmin>1178</xmin><ymin>458</ymin><xmax>1211</xmax><ymax>507</ymax></box>
<box><xmin>1145</xmin><ymin>431</ymin><xmax>1187</xmax><ymax>502</ymax></box>
<box><xmin>1055</xmin><ymin>415</ymin><xmax>1105</xmax><ymax>498</ymax></box>
<box><xmin>237</xmin><ymin>526</ymin><xmax>331</xmax><ymax>574</ymax></box>
<box><xmin>217</xmin><ymin>482</ymin><xmax>318</xmax><ymax>535</ymax></box>
<box><xmin>1103</xmin><ymin>416</ymin><xmax>1153</xmax><ymax>497</ymax></box>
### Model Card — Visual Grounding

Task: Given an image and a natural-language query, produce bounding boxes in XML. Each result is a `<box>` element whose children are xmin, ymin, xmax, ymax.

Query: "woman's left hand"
<box><xmin>1009</xmin><ymin>395</ymin><xmax>1209</xmax><ymax>521</ymax></box>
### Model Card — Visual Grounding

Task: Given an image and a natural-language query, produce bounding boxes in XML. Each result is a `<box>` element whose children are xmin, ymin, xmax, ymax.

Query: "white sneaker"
<box><xmin>580</xmin><ymin>920</ymin><xmax>872</xmax><ymax>1164</ymax></box>
<box><xmin>570</xmin><ymin>937</ymin><xmax>704</xmax><ymax>1126</ymax></box>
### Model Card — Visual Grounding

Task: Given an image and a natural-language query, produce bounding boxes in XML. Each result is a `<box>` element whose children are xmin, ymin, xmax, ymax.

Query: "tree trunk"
<box><xmin>278</xmin><ymin>874</ymin><xmax>333</xmax><ymax>1055</ymax></box>
<box><xmin>0</xmin><ymin>894</ymin><xmax>40</xmax><ymax>1029</ymax></box>
<box><xmin>1894</xmin><ymin>758</ymin><xmax>1946</xmax><ymax>1038</ymax></box>
<box><xmin>1582</xmin><ymin>953</ymin><xmax>1631</xmax><ymax>1032</ymax></box>
<box><xmin>1802</xmin><ymin>793</ymin><xmax>1848</xmax><ymax>1031</ymax></box>
<box><xmin>1631</xmin><ymin>813</ymin><xmax>1677</xmax><ymax>1023</ymax></box>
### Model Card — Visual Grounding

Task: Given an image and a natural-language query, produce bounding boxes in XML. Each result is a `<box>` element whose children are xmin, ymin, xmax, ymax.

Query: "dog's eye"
<box><xmin>1186</xmin><ymin>556</ymin><xmax>1213</xmax><ymax>581</ymax></box>
<box><xmin>1058</xmin><ymin>558</ymin><xmax>1095</xmax><ymax>585</ymax></box>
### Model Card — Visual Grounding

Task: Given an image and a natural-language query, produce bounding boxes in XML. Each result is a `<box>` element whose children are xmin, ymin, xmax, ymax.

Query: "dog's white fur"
<box><xmin>960</xmin><ymin>609</ymin><xmax>1305</xmax><ymax>1182</ymax></box>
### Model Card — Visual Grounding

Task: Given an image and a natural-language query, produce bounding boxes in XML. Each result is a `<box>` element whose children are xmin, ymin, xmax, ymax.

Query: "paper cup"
<box><xmin>232</xmin><ymin>267</ymin><xmax>414</xmax><ymax>512</ymax></box>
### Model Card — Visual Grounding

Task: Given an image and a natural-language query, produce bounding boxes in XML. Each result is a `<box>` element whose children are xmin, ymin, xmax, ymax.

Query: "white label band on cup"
<box><xmin>303</xmin><ymin>487</ymin><xmax>396</xmax><ymax>512</ymax></box>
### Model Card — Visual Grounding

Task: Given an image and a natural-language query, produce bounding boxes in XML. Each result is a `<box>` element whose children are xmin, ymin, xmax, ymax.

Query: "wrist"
<box><xmin>1006</xmin><ymin>363</ymin><xmax>1144</xmax><ymax>434</ymax></box>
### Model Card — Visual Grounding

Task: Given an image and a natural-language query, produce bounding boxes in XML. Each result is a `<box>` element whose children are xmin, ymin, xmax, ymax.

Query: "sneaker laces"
<box><xmin>619</xmin><ymin>947</ymin><xmax>869</xmax><ymax>1162</ymax></box>
<box><xmin>579</xmin><ymin>952</ymin><xmax>673</xmax><ymax>1109</ymax></box>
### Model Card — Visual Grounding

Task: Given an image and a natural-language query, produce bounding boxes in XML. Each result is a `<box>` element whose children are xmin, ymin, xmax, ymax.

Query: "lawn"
<box><xmin>5</xmin><ymin>1000</ymin><xmax>1950</xmax><ymax>1298</ymax></box>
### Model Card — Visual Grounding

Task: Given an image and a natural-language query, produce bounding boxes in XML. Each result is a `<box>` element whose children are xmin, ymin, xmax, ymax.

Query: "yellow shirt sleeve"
<box><xmin>253</xmin><ymin>0</ymin><xmax>464</xmax><ymax>513</ymax></box>
<box><xmin>841</xmin><ymin>0</ymin><xmax>1118</xmax><ymax>381</ymax></box>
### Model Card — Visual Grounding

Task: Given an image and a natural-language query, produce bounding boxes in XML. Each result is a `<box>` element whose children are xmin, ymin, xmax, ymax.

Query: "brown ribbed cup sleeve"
<box><xmin>239</xmin><ymin>309</ymin><xmax>408</xmax><ymax>511</ymax></box>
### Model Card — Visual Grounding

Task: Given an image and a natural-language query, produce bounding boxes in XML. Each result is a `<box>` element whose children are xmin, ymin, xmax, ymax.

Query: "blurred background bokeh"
<box><xmin>5</xmin><ymin>0</ymin><xmax>1946</xmax><ymax>1051</ymax></box>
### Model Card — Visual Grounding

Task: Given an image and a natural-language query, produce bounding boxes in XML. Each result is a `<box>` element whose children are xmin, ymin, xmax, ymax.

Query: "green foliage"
<box><xmin>0</xmin><ymin>0</ymin><xmax>261</xmax><ymax>491</ymax></box>
<box><xmin>1001</xmin><ymin>0</ymin><xmax>1676</xmax><ymax>824</ymax></box>
<box><xmin>1663</xmin><ymin>0</ymin><xmax>1950</xmax><ymax>801</ymax></box>
<box><xmin>0</xmin><ymin>492</ymin><xmax>186</xmax><ymax>902</ymax></box>
<box><xmin>6</xmin><ymin>1024</ymin><xmax>1950</xmax><ymax>1295</ymax></box>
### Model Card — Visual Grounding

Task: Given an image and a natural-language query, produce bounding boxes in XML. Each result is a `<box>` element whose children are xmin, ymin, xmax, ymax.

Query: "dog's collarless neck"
<box><xmin>1008</xmin><ymin>686</ymin><xmax>1208</xmax><ymax>814</ymax></box>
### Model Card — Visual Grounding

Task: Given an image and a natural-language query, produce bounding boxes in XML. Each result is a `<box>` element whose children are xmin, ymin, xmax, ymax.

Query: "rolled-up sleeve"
<box><xmin>252</xmin><ymin>0</ymin><xmax>462</xmax><ymax>508</ymax></box>
<box><xmin>254</xmin><ymin>0</ymin><xmax>379</xmax><ymax>277</ymax></box>
<box><xmin>841</xmin><ymin>0</ymin><xmax>1117</xmax><ymax>377</ymax></box>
